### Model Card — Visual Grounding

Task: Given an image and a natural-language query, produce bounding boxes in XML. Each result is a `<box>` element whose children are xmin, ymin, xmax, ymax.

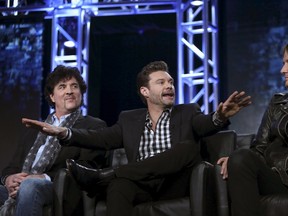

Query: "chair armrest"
<box><xmin>53</xmin><ymin>168</ymin><xmax>68</xmax><ymax>216</ymax></box>
<box><xmin>83</xmin><ymin>192</ymin><xmax>97</xmax><ymax>216</ymax></box>
<box><xmin>189</xmin><ymin>161</ymin><xmax>214</xmax><ymax>216</ymax></box>
<box><xmin>213</xmin><ymin>164</ymin><xmax>230</xmax><ymax>216</ymax></box>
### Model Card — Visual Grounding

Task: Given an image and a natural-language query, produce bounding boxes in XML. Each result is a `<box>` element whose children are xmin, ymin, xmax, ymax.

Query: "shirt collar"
<box><xmin>145</xmin><ymin>108</ymin><xmax>172</xmax><ymax>128</ymax></box>
<box><xmin>52</xmin><ymin>113</ymin><xmax>71</xmax><ymax>126</ymax></box>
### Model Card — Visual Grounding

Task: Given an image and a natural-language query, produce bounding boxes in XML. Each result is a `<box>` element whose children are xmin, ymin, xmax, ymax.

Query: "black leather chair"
<box><xmin>200</xmin><ymin>130</ymin><xmax>236</xmax><ymax>216</ymax></box>
<box><xmin>52</xmin><ymin>168</ymin><xmax>68</xmax><ymax>216</ymax></box>
<box><xmin>215</xmin><ymin>133</ymin><xmax>288</xmax><ymax>216</ymax></box>
<box><xmin>53</xmin><ymin>130</ymin><xmax>237</xmax><ymax>216</ymax></box>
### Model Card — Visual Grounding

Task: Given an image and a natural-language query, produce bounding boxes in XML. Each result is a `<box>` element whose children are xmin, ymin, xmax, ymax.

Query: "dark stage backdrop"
<box><xmin>0</xmin><ymin>16</ymin><xmax>49</xmax><ymax>172</ymax></box>
<box><xmin>88</xmin><ymin>13</ymin><xmax>177</xmax><ymax>126</ymax></box>
<box><xmin>219</xmin><ymin>0</ymin><xmax>288</xmax><ymax>134</ymax></box>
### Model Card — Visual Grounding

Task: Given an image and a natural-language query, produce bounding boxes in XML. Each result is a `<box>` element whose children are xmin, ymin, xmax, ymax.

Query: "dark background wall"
<box><xmin>0</xmin><ymin>15</ymin><xmax>50</xmax><ymax>172</ymax></box>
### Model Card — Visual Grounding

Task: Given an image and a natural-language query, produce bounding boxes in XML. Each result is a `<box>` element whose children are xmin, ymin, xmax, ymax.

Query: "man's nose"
<box><xmin>281</xmin><ymin>64</ymin><xmax>288</xmax><ymax>74</ymax></box>
<box><xmin>166</xmin><ymin>82</ymin><xmax>173</xmax><ymax>89</ymax></box>
<box><xmin>66</xmin><ymin>86</ymin><xmax>73</xmax><ymax>93</ymax></box>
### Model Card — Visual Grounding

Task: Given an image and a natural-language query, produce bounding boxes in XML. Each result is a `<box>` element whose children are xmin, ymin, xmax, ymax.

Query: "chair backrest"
<box><xmin>236</xmin><ymin>133</ymin><xmax>255</xmax><ymax>149</ymax></box>
<box><xmin>200</xmin><ymin>130</ymin><xmax>237</xmax><ymax>164</ymax></box>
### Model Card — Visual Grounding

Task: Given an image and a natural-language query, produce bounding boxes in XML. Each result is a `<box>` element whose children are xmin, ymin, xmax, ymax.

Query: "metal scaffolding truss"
<box><xmin>177</xmin><ymin>0</ymin><xmax>219</xmax><ymax>113</ymax></box>
<box><xmin>0</xmin><ymin>0</ymin><xmax>218</xmax><ymax>114</ymax></box>
<box><xmin>50</xmin><ymin>8</ymin><xmax>90</xmax><ymax>114</ymax></box>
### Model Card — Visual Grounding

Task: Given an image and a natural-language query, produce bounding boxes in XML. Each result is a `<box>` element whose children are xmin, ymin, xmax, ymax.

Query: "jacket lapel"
<box><xmin>130</xmin><ymin>111</ymin><xmax>147</xmax><ymax>162</ymax></box>
<box><xmin>170</xmin><ymin>106</ymin><xmax>181</xmax><ymax>147</ymax></box>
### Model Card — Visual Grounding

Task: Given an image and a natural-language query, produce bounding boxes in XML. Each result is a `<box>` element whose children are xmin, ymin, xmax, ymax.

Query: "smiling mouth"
<box><xmin>65</xmin><ymin>97</ymin><xmax>75</xmax><ymax>101</ymax></box>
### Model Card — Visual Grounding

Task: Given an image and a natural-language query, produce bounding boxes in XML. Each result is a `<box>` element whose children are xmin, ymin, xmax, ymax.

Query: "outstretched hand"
<box><xmin>22</xmin><ymin>118</ymin><xmax>68</xmax><ymax>139</ymax></box>
<box><xmin>217</xmin><ymin>91</ymin><xmax>251</xmax><ymax>121</ymax></box>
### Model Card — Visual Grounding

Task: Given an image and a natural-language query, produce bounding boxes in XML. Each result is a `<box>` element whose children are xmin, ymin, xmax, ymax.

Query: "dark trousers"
<box><xmin>227</xmin><ymin>148</ymin><xmax>288</xmax><ymax>216</ymax></box>
<box><xmin>106</xmin><ymin>141</ymin><xmax>201</xmax><ymax>216</ymax></box>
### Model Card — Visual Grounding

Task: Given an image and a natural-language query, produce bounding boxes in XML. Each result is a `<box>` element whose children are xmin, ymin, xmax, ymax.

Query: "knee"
<box><xmin>18</xmin><ymin>178</ymin><xmax>50</xmax><ymax>197</ymax></box>
<box><xmin>107</xmin><ymin>178</ymin><xmax>136</xmax><ymax>199</ymax></box>
<box><xmin>108</xmin><ymin>178</ymin><xmax>131</xmax><ymax>193</ymax></box>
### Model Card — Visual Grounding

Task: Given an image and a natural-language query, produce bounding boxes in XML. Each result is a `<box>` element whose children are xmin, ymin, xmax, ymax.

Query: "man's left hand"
<box><xmin>217</xmin><ymin>157</ymin><xmax>229</xmax><ymax>179</ymax></box>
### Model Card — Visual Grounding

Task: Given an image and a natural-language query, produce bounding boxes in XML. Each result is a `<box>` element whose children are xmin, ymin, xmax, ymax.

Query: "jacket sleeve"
<box><xmin>45</xmin><ymin>116</ymin><xmax>109</xmax><ymax>180</ymax></box>
<box><xmin>62</xmin><ymin>113</ymin><xmax>126</xmax><ymax>151</ymax></box>
<box><xmin>75</xmin><ymin>116</ymin><xmax>111</xmax><ymax>169</ymax></box>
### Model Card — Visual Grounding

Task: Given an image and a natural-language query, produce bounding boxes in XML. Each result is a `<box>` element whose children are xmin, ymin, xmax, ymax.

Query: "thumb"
<box><xmin>217</xmin><ymin>102</ymin><xmax>223</xmax><ymax>113</ymax></box>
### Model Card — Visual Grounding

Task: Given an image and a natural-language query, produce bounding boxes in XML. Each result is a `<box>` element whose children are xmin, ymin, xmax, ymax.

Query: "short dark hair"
<box><xmin>44</xmin><ymin>65</ymin><xmax>87</xmax><ymax>108</ymax></box>
<box><xmin>136</xmin><ymin>61</ymin><xmax>169</xmax><ymax>105</ymax></box>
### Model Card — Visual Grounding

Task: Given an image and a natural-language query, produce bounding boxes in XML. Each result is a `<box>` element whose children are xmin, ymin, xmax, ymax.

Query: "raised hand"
<box><xmin>217</xmin><ymin>91</ymin><xmax>252</xmax><ymax>121</ymax></box>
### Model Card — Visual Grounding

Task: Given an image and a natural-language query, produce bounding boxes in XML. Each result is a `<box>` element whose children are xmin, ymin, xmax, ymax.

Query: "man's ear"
<box><xmin>140</xmin><ymin>87</ymin><xmax>149</xmax><ymax>98</ymax></box>
<box><xmin>50</xmin><ymin>94</ymin><xmax>55</xmax><ymax>103</ymax></box>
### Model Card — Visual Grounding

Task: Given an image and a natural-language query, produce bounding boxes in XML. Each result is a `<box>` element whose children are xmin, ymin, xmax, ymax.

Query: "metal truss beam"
<box><xmin>177</xmin><ymin>0</ymin><xmax>219</xmax><ymax>113</ymax></box>
<box><xmin>50</xmin><ymin>7</ymin><xmax>90</xmax><ymax>114</ymax></box>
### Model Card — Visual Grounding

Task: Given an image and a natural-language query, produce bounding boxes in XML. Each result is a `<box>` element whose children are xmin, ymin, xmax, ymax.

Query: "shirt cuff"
<box><xmin>59</xmin><ymin>128</ymin><xmax>72</xmax><ymax>141</ymax></box>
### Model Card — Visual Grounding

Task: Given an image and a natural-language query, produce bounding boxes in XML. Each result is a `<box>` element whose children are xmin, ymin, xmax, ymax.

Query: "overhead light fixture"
<box><xmin>191</xmin><ymin>0</ymin><xmax>203</xmax><ymax>6</ymax></box>
<box><xmin>64</xmin><ymin>40</ymin><xmax>75</xmax><ymax>48</ymax></box>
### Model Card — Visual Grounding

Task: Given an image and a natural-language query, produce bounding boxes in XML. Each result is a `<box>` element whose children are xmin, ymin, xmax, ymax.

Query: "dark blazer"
<box><xmin>67</xmin><ymin>104</ymin><xmax>225</xmax><ymax>162</ymax></box>
<box><xmin>1</xmin><ymin>115</ymin><xmax>107</xmax><ymax>216</ymax></box>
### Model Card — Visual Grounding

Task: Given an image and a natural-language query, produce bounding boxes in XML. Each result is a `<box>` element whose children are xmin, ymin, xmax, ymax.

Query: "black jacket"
<box><xmin>251</xmin><ymin>92</ymin><xmax>288</xmax><ymax>185</ymax></box>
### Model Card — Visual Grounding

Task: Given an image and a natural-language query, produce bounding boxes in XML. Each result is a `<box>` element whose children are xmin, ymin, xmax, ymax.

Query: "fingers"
<box><xmin>225</xmin><ymin>91</ymin><xmax>252</xmax><ymax>110</ymax></box>
<box><xmin>22</xmin><ymin>119</ymin><xmax>44</xmax><ymax>127</ymax></box>
<box><xmin>22</xmin><ymin>118</ymin><xmax>51</xmax><ymax>134</ymax></box>
<box><xmin>226</xmin><ymin>91</ymin><xmax>239</xmax><ymax>101</ymax></box>
<box><xmin>238</xmin><ymin>95</ymin><xmax>252</xmax><ymax>107</ymax></box>
<box><xmin>216</xmin><ymin>157</ymin><xmax>229</xmax><ymax>179</ymax></box>
<box><xmin>221</xmin><ymin>165</ymin><xmax>228</xmax><ymax>179</ymax></box>
<box><xmin>22</xmin><ymin>118</ymin><xmax>36</xmax><ymax>125</ymax></box>
<box><xmin>9</xmin><ymin>188</ymin><xmax>18</xmax><ymax>198</ymax></box>
<box><xmin>233</xmin><ymin>91</ymin><xmax>251</xmax><ymax>103</ymax></box>
<box><xmin>217</xmin><ymin>157</ymin><xmax>225</xmax><ymax>165</ymax></box>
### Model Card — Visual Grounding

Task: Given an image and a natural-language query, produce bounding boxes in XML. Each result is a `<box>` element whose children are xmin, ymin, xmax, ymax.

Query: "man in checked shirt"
<box><xmin>22</xmin><ymin>60</ymin><xmax>252</xmax><ymax>216</ymax></box>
